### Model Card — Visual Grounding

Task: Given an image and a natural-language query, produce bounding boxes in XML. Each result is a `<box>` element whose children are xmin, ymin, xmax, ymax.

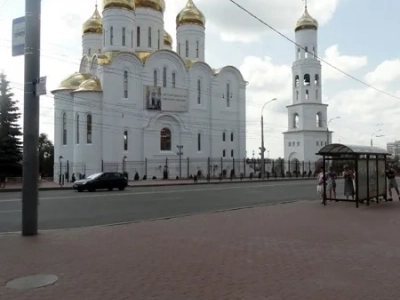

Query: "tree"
<box><xmin>0</xmin><ymin>73</ymin><xmax>22</xmax><ymax>176</ymax></box>
<box><xmin>38</xmin><ymin>133</ymin><xmax>54</xmax><ymax>176</ymax></box>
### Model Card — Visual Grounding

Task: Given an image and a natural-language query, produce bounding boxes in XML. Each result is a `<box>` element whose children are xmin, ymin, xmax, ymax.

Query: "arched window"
<box><xmin>196</xmin><ymin>41</ymin><xmax>199</xmax><ymax>58</ymax></box>
<box><xmin>148</xmin><ymin>27</ymin><xmax>152</xmax><ymax>47</ymax></box>
<box><xmin>110</xmin><ymin>26</ymin><xmax>113</xmax><ymax>45</ymax></box>
<box><xmin>296</xmin><ymin>90</ymin><xmax>299</xmax><ymax>101</ymax></box>
<box><xmin>305</xmin><ymin>90</ymin><xmax>309</xmax><ymax>100</ymax></box>
<box><xmin>172</xmin><ymin>72</ymin><xmax>176</xmax><ymax>88</ymax></box>
<box><xmin>226</xmin><ymin>83</ymin><xmax>230</xmax><ymax>107</ymax></box>
<box><xmin>163</xmin><ymin>67</ymin><xmax>167</xmax><ymax>87</ymax></box>
<box><xmin>137</xmin><ymin>27</ymin><xmax>141</xmax><ymax>47</ymax></box>
<box><xmin>304</xmin><ymin>74</ymin><xmax>310</xmax><ymax>86</ymax></box>
<box><xmin>123</xmin><ymin>70</ymin><xmax>128</xmax><ymax>98</ymax></box>
<box><xmin>313</xmin><ymin>47</ymin><xmax>316</xmax><ymax>57</ymax></box>
<box><xmin>293</xmin><ymin>113</ymin><xmax>299</xmax><ymax>129</ymax></box>
<box><xmin>294</xmin><ymin>75</ymin><xmax>299</xmax><ymax>87</ymax></box>
<box><xmin>197</xmin><ymin>133</ymin><xmax>201</xmax><ymax>151</ymax></box>
<box><xmin>231</xmin><ymin>149</ymin><xmax>234</xmax><ymax>157</ymax></box>
<box><xmin>87</xmin><ymin>114</ymin><xmax>92</xmax><ymax>144</ymax></box>
<box><xmin>153</xmin><ymin>69</ymin><xmax>158</xmax><ymax>86</ymax></box>
<box><xmin>222</xmin><ymin>149</ymin><xmax>226</xmax><ymax>157</ymax></box>
<box><xmin>160</xmin><ymin>128</ymin><xmax>171</xmax><ymax>151</ymax></box>
<box><xmin>314</xmin><ymin>74</ymin><xmax>319</xmax><ymax>85</ymax></box>
<box><xmin>123</xmin><ymin>130</ymin><xmax>128</xmax><ymax>151</ymax></box>
<box><xmin>62</xmin><ymin>112</ymin><xmax>67</xmax><ymax>145</ymax></box>
<box><xmin>316</xmin><ymin>113</ymin><xmax>322</xmax><ymax>128</ymax></box>
<box><xmin>197</xmin><ymin>79</ymin><xmax>201</xmax><ymax>104</ymax></box>
<box><xmin>76</xmin><ymin>114</ymin><xmax>80</xmax><ymax>144</ymax></box>
<box><xmin>297</xmin><ymin>48</ymin><xmax>301</xmax><ymax>60</ymax></box>
<box><xmin>185</xmin><ymin>40</ymin><xmax>189</xmax><ymax>57</ymax></box>
<box><xmin>157</xmin><ymin>30</ymin><xmax>160</xmax><ymax>49</ymax></box>
<box><xmin>305</xmin><ymin>46</ymin><xmax>308</xmax><ymax>58</ymax></box>
<box><xmin>231</xmin><ymin>132</ymin><xmax>234</xmax><ymax>142</ymax></box>
<box><xmin>122</xmin><ymin>27</ymin><xmax>126</xmax><ymax>46</ymax></box>
<box><xmin>222</xmin><ymin>132</ymin><xmax>226</xmax><ymax>141</ymax></box>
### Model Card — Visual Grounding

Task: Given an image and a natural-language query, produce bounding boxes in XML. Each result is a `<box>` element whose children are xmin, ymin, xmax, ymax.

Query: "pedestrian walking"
<box><xmin>343</xmin><ymin>165</ymin><xmax>355</xmax><ymax>200</ymax></box>
<box><xmin>317</xmin><ymin>167</ymin><xmax>326</xmax><ymax>204</ymax></box>
<box><xmin>326</xmin><ymin>166</ymin><xmax>337</xmax><ymax>200</ymax></box>
<box><xmin>386</xmin><ymin>164</ymin><xmax>400</xmax><ymax>200</ymax></box>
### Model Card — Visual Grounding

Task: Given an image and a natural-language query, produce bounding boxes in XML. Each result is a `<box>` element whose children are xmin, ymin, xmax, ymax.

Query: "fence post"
<box><xmin>144</xmin><ymin>158</ymin><xmax>147</xmax><ymax>176</ymax></box>
<box><xmin>243</xmin><ymin>158</ymin><xmax>246</xmax><ymax>178</ymax></box>
<box><xmin>101</xmin><ymin>160</ymin><xmax>104</xmax><ymax>172</ymax></box>
<box><xmin>281</xmin><ymin>159</ymin><xmax>284</xmax><ymax>177</ymax></box>
<box><xmin>233</xmin><ymin>158</ymin><xmax>235</xmax><ymax>177</ymax></box>
<box><xmin>207</xmin><ymin>157</ymin><xmax>210</xmax><ymax>177</ymax></box>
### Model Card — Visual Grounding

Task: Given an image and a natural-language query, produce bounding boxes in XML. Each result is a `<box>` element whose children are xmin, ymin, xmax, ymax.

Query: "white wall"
<box><xmin>176</xmin><ymin>24</ymin><xmax>205</xmax><ymax>62</ymax></box>
<box><xmin>135</xmin><ymin>8</ymin><xmax>164</xmax><ymax>52</ymax></box>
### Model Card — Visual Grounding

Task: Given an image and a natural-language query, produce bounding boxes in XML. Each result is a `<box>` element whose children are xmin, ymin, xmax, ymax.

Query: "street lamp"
<box><xmin>371</xmin><ymin>130</ymin><xmax>384</xmax><ymax>147</ymax></box>
<box><xmin>327</xmin><ymin>116</ymin><xmax>340</xmax><ymax>145</ymax></box>
<box><xmin>261</xmin><ymin>98</ymin><xmax>277</xmax><ymax>179</ymax></box>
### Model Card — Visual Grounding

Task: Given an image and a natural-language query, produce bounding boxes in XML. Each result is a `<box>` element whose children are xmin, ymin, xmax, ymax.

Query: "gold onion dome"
<box><xmin>75</xmin><ymin>77</ymin><xmax>102</xmax><ymax>92</ymax></box>
<box><xmin>163</xmin><ymin>30</ymin><xmax>172</xmax><ymax>46</ymax></box>
<box><xmin>103</xmin><ymin>0</ymin><xmax>135</xmax><ymax>11</ymax></box>
<box><xmin>176</xmin><ymin>0</ymin><xmax>205</xmax><ymax>28</ymax></box>
<box><xmin>83</xmin><ymin>6</ymin><xmax>103</xmax><ymax>34</ymax></box>
<box><xmin>55</xmin><ymin>73</ymin><xmax>92</xmax><ymax>91</ymax></box>
<box><xmin>135</xmin><ymin>0</ymin><xmax>165</xmax><ymax>13</ymax></box>
<box><xmin>295</xmin><ymin>6</ymin><xmax>318</xmax><ymax>32</ymax></box>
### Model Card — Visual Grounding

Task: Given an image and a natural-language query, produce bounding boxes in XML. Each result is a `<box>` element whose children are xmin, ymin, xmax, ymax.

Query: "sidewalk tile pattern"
<box><xmin>1</xmin><ymin>201</ymin><xmax>400</xmax><ymax>299</ymax></box>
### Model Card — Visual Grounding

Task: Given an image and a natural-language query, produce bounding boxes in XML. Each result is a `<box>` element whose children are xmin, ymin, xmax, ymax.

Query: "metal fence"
<box><xmin>53</xmin><ymin>158</ymin><xmax>324</xmax><ymax>181</ymax></box>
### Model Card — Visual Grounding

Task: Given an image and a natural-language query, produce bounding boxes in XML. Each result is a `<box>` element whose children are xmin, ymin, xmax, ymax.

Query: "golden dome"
<box><xmin>295</xmin><ymin>6</ymin><xmax>318</xmax><ymax>32</ymax></box>
<box><xmin>83</xmin><ymin>6</ymin><xmax>103</xmax><ymax>35</ymax></box>
<box><xmin>163</xmin><ymin>30</ymin><xmax>172</xmax><ymax>46</ymax></box>
<box><xmin>103</xmin><ymin>0</ymin><xmax>135</xmax><ymax>11</ymax></box>
<box><xmin>176</xmin><ymin>0</ymin><xmax>205</xmax><ymax>28</ymax></box>
<box><xmin>52</xmin><ymin>72</ymin><xmax>92</xmax><ymax>93</ymax></box>
<box><xmin>135</xmin><ymin>0</ymin><xmax>165</xmax><ymax>13</ymax></box>
<box><xmin>75</xmin><ymin>77</ymin><xmax>102</xmax><ymax>92</ymax></box>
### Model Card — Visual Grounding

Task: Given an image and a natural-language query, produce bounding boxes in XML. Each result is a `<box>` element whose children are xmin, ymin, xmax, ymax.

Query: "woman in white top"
<box><xmin>317</xmin><ymin>167</ymin><xmax>326</xmax><ymax>204</ymax></box>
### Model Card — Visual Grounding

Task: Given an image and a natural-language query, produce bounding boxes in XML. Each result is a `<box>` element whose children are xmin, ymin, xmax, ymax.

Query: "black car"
<box><xmin>73</xmin><ymin>172</ymin><xmax>128</xmax><ymax>192</ymax></box>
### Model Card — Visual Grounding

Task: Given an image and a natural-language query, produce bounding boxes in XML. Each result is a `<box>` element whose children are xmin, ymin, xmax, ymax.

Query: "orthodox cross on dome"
<box><xmin>303</xmin><ymin>0</ymin><xmax>308</xmax><ymax>9</ymax></box>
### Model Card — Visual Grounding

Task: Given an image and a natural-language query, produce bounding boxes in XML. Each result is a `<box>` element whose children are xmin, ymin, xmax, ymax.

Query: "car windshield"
<box><xmin>86</xmin><ymin>173</ymin><xmax>103</xmax><ymax>179</ymax></box>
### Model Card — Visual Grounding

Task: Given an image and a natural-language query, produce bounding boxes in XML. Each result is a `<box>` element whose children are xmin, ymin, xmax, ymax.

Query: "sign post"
<box><xmin>12</xmin><ymin>16</ymin><xmax>25</xmax><ymax>57</ymax></box>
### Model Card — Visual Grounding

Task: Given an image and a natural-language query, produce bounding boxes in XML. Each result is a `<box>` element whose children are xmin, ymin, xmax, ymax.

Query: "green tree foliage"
<box><xmin>0</xmin><ymin>73</ymin><xmax>22</xmax><ymax>176</ymax></box>
<box><xmin>38</xmin><ymin>133</ymin><xmax>54</xmax><ymax>176</ymax></box>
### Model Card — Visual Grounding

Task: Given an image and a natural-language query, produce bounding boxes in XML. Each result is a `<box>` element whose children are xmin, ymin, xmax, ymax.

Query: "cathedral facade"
<box><xmin>52</xmin><ymin>0</ymin><xmax>247</xmax><ymax>179</ymax></box>
<box><xmin>283</xmin><ymin>5</ymin><xmax>331</xmax><ymax>167</ymax></box>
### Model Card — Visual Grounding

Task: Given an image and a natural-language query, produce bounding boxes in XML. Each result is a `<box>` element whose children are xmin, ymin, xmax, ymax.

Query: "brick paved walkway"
<box><xmin>1</xmin><ymin>200</ymin><xmax>400</xmax><ymax>299</ymax></box>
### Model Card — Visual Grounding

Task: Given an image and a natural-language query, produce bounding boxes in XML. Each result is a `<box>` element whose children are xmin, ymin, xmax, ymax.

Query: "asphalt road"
<box><xmin>0</xmin><ymin>180</ymin><xmax>330</xmax><ymax>233</ymax></box>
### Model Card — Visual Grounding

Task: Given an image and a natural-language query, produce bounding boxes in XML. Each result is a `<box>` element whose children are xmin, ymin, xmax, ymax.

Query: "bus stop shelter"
<box><xmin>317</xmin><ymin>143</ymin><xmax>390</xmax><ymax>208</ymax></box>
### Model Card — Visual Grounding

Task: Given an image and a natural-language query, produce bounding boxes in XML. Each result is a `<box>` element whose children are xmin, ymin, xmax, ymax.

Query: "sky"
<box><xmin>1</xmin><ymin>0</ymin><xmax>400</xmax><ymax>159</ymax></box>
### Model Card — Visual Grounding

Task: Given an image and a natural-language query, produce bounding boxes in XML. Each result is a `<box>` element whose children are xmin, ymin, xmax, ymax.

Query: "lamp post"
<box><xmin>260</xmin><ymin>98</ymin><xmax>277</xmax><ymax>179</ymax></box>
<box><xmin>371</xmin><ymin>132</ymin><xmax>384</xmax><ymax>147</ymax></box>
<box><xmin>122</xmin><ymin>156</ymin><xmax>127</xmax><ymax>174</ymax></box>
<box><xmin>327</xmin><ymin>116</ymin><xmax>340</xmax><ymax>145</ymax></box>
<box><xmin>59</xmin><ymin>156</ymin><xmax>63</xmax><ymax>186</ymax></box>
<box><xmin>177</xmin><ymin>145</ymin><xmax>183</xmax><ymax>179</ymax></box>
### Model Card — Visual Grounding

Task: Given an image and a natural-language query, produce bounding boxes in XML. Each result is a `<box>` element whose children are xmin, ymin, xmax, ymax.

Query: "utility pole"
<box><xmin>176</xmin><ymin>145</ymin><xmax>183</xmax><ymax>179</ymax></box>
<box><xmin>327</xmin><ymin>116</ymin><xmax>340</xmax><ymax>146</ymax></box>
<box><xmin>22</xmin><ymin>0</ymin><xmax>41</xmax><ymax>236</ymax></box>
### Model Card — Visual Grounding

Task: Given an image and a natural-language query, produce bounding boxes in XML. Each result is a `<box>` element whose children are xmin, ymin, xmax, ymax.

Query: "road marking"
<box><xmin>0</xmin><ymin>210</ymin><xmax>21</xmax><ymax>214</ymax></box>
<box><xmin>0</xmin><ymin>181</ymin><xmax>311</xmax><ymax>203</ymax></box>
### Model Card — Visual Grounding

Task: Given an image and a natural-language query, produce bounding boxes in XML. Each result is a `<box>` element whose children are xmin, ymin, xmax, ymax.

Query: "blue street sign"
<box><xmin>12</xmin><ymin>16</ymin><xmax>25</xmax><ymax>57</ymax></box>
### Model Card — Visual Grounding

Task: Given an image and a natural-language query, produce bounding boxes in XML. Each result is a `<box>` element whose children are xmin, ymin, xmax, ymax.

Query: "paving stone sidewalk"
<box><xmin>1</xmin><ymin>200</ymin><xmax>400</xmax><ymax>300</ymax></box>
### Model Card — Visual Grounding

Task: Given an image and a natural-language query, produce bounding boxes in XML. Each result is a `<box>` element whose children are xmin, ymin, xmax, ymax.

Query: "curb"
<box><xmin>0</xmin><ymin>177</ymin><xmax>315</xmax><ymax>193</ymax></box>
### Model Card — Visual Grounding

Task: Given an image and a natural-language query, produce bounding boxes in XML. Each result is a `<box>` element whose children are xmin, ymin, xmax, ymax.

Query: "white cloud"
<box><xmin>322</xmin><ymin>45</ymin><xmax>368</xmax><ymax>80</ymax></box>
<box><xmin>364</xmin><ymin>59</ymin><xmax>400</xmax><ymax>86</ymax></box>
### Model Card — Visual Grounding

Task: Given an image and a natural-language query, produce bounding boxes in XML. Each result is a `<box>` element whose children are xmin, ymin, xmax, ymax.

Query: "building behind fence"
<box><xmin>53</xmin><ymin>157</ymin><xmax>324</xmax><ymax>182</ymax></box>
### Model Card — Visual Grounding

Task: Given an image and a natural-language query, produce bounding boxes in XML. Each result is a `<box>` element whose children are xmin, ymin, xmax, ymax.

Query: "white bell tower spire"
<box><xmin>283</xmin><ymin>2</ymin><xmax>331</xmax><ymax>169</ymax></box>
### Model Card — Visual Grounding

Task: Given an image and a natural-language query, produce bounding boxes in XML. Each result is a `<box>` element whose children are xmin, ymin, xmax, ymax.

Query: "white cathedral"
<box><xmin>51</xmin><ymin>0</ymin><xmax>247</xmax><ymax>179</ymax></box>
<box><xmin>283</xmin><ymin>5</ymin><xmax>332</xmax><ymax>166</ymax></box>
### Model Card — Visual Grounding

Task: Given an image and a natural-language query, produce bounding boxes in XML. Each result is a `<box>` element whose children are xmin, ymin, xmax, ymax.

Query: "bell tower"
<box><xmin>283</xmin><ymin>2</ymin><xmax>331</xmax><ymax>168</ymax></box>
